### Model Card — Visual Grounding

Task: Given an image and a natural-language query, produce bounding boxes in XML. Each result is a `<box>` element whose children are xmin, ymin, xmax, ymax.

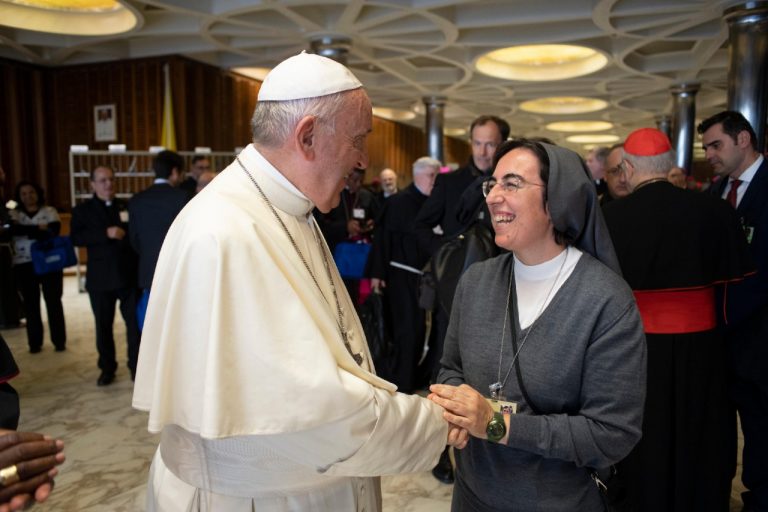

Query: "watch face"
<box><xmin>486</xmin><ymin>417</ymin><xmax>506</xmax><ymax>441</ymax></box>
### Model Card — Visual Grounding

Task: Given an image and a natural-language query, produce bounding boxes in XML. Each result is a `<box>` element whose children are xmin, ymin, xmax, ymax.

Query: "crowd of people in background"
<box><xmin>0</xmin><ymin>50</ymin><xmax>765</xmax><ymax>511</ymax></box>
<box><xmin>0</xmin><ymin>153</ymin><xmax>218</xmax><ymax>386</ymax></box>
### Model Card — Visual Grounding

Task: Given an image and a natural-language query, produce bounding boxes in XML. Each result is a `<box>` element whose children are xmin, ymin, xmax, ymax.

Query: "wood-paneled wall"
<box><xmin>365</xmin><ymin>117</ymin><xmax>470</xmax><ymax>187</ymax></box>
<box><xmin>0</xmin><ymin>55</ymin><xmax>468</xmax><ymax>210</ymax></box>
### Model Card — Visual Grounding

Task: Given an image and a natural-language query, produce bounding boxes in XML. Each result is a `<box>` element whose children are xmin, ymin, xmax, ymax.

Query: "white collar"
<box><xmin>238</xmin><ymin>144</ymin><xmax>314</xmax><ymax>217</ymax></box>
<box><xmin>734</xmin><ymin>154</ymin><xmax>763</xmax><ymax>185</ymax></box>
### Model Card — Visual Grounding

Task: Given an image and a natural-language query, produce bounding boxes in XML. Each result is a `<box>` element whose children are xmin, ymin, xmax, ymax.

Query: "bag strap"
<box><xmin>507</xmin><ymin>261</ymin><xmax>543</xmax><ymax>415</ymax></box>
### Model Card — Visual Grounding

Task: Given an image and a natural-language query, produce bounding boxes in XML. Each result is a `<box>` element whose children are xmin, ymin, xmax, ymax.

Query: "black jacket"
<box><xmin>70</xmin><ymin>196</ymin><xmax>137</xmax><ymax>292</ymax></box>
<box><xmin>128</xmin><ymin>183</ymin><xmax>189</xmax><ymax>289</ymax></box>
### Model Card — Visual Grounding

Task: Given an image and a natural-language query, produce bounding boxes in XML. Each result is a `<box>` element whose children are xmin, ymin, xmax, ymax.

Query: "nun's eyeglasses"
<box><xmin>482</xmin><ymin>173</ymin><xmax>545</xmax><ymax>197</ymax></box>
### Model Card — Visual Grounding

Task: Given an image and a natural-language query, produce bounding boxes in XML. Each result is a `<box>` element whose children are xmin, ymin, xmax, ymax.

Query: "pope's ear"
<box><xmin>294</xmin><ymin>115</ymin><xmax>317</xmax><ymax>160</ymax></box>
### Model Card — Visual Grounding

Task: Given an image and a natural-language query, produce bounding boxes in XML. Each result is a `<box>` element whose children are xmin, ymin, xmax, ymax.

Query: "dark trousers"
<box><xmin>619</xmin><ymin>331</ymin><xmax>735</xmax><ymax>512</ymax></box>
<box><xmin>0</xmin><ymin>244</ymin><xmax>21</xmax><ymax>327</ymax></box>
<box><xmin>13</xmin><ymin>262</ymin><xmax>66</xmax><ymax>350</ymax></box>
<box><xmin>727</xmin><ymin>305</ymin><xmax>768</xmax><ymax>512</ymax></box>
<box><xmin>732</xmin><ymin>376</ymin><xmax>768</xmax><ymax>511</ymax></box>
<box><xmin>88</xmin><ymin>287</ymin><xmax>140</xmax><ymax>374</ymax></box>
<box><xmin>386</xmin><ymin>270</ymin><xmax>427</xmax><ymax>393</ymax></box>
<box><xmin>0</xmin><ymin>382</ymin><xmax>19</xmax><ymax>429</ymax></box>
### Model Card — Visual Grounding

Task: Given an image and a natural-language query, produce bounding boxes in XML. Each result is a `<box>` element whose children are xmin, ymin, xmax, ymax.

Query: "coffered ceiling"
<box><xmin>0</xmin><ymin>0</ymin><xmax>745</xmax><ymax>152</ymax></box>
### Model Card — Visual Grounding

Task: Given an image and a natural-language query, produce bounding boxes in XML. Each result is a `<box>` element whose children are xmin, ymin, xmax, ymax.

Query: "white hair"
<box><xmin>412</xmin><ymin>156</ymin><xmax>441</xmax><ymax>176</ymax></box>
<box><xmin>250</xmin><ymin>90</ymin><xmax>355</xmax><ymax>148</ymax></box>
<box><xmin>622</xmin><ymin>148</ymin><xmax>676</xmax><ymax>176</ymax></box>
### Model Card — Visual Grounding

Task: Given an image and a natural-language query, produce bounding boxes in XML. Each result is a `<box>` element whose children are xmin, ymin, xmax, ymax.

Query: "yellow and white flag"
<box><xmin>161</xmin><ymin>63</ymin><xmax>176</xmax><ymax>151</ymax></box>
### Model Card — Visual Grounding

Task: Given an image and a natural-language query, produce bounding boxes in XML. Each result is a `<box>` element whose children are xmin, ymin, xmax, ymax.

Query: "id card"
<box><xmin>353</xmin><ymin>208</ymin><xmax>365</xmax><ymax>220</ymax></box>
<box><xmin>488</xmin><ymin>398</ymin><xmax>517</xmax><ymax>415</ymax></box>
<box><xmin>119</xmin><ymin>210</ymin><xmax>129</xmax><ymax>223</ymax></box>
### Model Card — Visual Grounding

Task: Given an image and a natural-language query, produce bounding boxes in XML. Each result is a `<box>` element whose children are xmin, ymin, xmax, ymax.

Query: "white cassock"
<box><xmin>132</xmin><ymin>144</ymin><xmax>448</xmax><ymax>512</ymax></box>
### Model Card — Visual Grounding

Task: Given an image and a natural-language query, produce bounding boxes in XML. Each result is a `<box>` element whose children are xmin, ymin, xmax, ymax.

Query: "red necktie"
<box><xmin>727</xmin><ymin>179</ymin><xmax>742</xmax><ymax>208</ymax></box>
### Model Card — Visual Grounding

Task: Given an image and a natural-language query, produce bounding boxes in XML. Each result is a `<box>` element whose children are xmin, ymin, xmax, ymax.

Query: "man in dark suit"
<box><xmin>413</xmin><ymin>115</ymin><xmax>509</xmax><ymax>254</ymax></box>
<box><xmin>699</xmin><ymin>111</ymin><xmax>768</xmax><ymax>512</ymax></box>
<box><xmin>129</xmin><ymin>150</ymin><xmax>189</xmax><ymax>327</ymax></box>
<box><xmin>70</xmin><ymin>166</ymin><xmax>140</xmax><ymax>386</ymax></box>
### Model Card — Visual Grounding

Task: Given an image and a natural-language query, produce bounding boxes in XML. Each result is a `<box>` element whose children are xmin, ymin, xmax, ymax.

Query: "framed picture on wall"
<box><xmin>94</xmin><ymin>104</ymin><xmax>117</xmax><ymax>142</ymax></box>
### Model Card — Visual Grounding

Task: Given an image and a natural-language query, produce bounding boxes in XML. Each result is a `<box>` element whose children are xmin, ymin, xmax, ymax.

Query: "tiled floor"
<box><xmin>1</xmin><ymin>276</ymin><xmax>745</xmax><ymax>511</ymax></box>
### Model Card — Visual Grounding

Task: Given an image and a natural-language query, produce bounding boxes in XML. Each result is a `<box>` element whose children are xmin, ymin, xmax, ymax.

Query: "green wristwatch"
<box><xmin>486</xmin><ymin>411</ymin><xmax>506</xmax><ymax>442</ymax></box>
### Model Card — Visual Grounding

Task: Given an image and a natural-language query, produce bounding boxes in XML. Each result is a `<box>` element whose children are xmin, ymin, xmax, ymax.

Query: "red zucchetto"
<box><xmin>624</xmin><ymin>128</ymin><xmax>673</xmax><ymax>156</ymax></box>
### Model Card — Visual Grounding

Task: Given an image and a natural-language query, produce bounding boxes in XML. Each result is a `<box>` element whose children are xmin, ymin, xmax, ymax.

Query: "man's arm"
<box><xmin>413</xmin><ymin>175</ymin><xmax>447</xmax><ymax>256</ymax></box>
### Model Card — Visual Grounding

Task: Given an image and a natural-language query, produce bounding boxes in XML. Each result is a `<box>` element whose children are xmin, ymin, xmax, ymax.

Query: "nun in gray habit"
<box><xmin>429</xmin><ymin>139</ymin><xmax>647</xmax><ymax>512</ymax></box>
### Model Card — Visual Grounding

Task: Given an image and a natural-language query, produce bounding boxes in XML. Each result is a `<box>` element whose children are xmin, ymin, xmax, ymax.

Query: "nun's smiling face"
<box><xmin>485</xmin><ymin>147</ymin><xmax>554</xmax><ymax>264</ymax></box>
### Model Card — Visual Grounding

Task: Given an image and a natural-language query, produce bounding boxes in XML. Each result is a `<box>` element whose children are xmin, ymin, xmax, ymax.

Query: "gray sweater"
<box><xmin>438</xmin><ymin>252</ymin><xmax>646</xmax><ymax>511</ymax></box>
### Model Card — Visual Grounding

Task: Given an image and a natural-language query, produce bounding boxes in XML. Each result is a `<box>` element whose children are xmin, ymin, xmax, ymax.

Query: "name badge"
<box><xmin>119</xmin><ymin>211</ymin><xmax>129</xmax><ymax>223</ymax></box>
<box><xmin>489</xmin><ymin>398</ymin><xmax>517</xmax><ymax>415</ymax></box>
<box><xmin>353</xmin><ymin>208</ymin><xmax>365</xmax><ymax>220</ymax></box>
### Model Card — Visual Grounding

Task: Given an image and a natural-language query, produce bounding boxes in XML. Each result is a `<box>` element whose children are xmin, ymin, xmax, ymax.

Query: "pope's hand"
<box><xmin>446</xmin><ymin>424</ymin><xmax>468</xmax><ymax>449</ymax></box>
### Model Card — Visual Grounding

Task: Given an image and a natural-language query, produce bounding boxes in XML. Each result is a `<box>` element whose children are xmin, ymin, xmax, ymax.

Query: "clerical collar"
<box><xmin>246</xmin><ymin>145</ymin><xmax>308</xmax><ymax>201</ymax></box>
<box><xmin>154</xmin><ymin>178</ymin><xmax>170</xmax><ymax>185</ymax></box>
<box><xmin>238</xmin><ymin>144</ymin><xmax>314</xmax><ymax>217</ymax></box>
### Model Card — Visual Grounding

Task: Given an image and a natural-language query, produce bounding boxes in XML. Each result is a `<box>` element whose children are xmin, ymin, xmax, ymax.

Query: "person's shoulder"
<box><xmin>72</xmin><ymin>198</ymin><xmax>93</xmax><ymax>212</ymax></box>
<box><xmin>42</xmin><ymin>204</ymin><xmax>60</xmax><ymax>216</ymax></box>
<box><xmin>574</xmin><ymin>252</ymin><xmax>633</xmax><ymax>298</ymax></box>
<box><xmin>463</xmin><ymin>252</ymin><xmax>510</xmax><ymax>281</ymax></box>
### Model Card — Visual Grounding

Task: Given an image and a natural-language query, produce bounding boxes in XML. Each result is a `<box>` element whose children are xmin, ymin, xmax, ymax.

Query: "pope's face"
<box><xmin>314</xmin><ymin>90</ymin><xmax>371</xmax><ymax>212</ymax></box>
<box><xmin>485</xmin><ymin>148</ymin><xmax>553</xmax><ymax>260</ymax></box>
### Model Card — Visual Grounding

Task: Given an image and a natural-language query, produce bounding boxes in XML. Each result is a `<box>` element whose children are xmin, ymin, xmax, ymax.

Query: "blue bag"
<box><xmin>30</xmin><ymin>236</ymin><xmax>77</xmax><ymax>275</ymax></box>
<box><xmin>333</xmin><ymin>241</ymin><xmax>371</xmax><ymax>279</ymax></box>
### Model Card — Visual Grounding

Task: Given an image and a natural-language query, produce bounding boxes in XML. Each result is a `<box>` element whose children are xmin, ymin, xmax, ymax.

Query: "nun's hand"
<box><xmin>429</xmin><ymin>384</ymin><xmax>494</xmax><ymax>439</ymax></box>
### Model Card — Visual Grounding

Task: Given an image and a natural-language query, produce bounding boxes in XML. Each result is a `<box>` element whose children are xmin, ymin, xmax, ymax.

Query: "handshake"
<box><xmin>429</xmin><ymin>383</ymin><xmax>508</xmax><ymax>447</ymax></box>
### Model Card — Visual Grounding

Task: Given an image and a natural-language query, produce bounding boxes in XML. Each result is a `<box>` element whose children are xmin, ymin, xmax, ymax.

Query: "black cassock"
<box><xmin>369</xmin><ymin>183</ymin><xmax>431</xmax><ymax>393</ymax></box>
<box><xmin>604</xmin><ymin>181</ymin><xmax>754</xmax><ymax>512</ymax></box>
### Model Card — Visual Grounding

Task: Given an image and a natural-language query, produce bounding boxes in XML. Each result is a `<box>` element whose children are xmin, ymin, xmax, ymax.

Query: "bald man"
<box><xmin>379</xmin><ymin>168</ymin><xmax>398</xmax><ymax>198</ymax></box>
<box><xmin>70</xmin><ymin>166</ymin><xmax>140</xmax><ymax>386</ymax></box>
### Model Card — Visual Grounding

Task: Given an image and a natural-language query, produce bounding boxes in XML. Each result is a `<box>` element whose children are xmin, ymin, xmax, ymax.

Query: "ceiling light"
<box><xmin>476</xmin><ymin>45</ymin><xmax>608</xmax><ymax>81</ymax></box>
<box><xmin>546</xmin><ymin>121</ymin><xmax>613</xmax><ymax>132</ymax></box>
<box><xmin>566</xmin><ymin>134</ymin><xmax>620</xmax><ymax>144</ymax></box>
<box><xmin>520</xmin><ymin>96</ymin><xmax>608</xmax><ymax>114</ymax></box>
<box><xmin>444</xmin><ymin>128</ymin><xmax>467</xmax><ymax>137</ymax></box>
<box><xmin>231</xmin><ymin>67</ymin><xmax>271</xmax><ymax>81</ymax></box>
<box><xmin>0</xmin><ymin>0</ymin><xmax>136</xmax><ymax>35</ymax></box>
<box><xmin>3</xmin><ymin>0</ymin><xmax>118</xmax><ymax>10</ymax></box>
<box><xmin>372</xmin><ymin>107</ymin><xmax>416</xmax><ymax>122</ymax></box>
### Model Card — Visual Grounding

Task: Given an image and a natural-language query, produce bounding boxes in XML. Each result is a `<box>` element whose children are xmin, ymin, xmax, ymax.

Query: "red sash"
<box><xmin>633</xmin><ymin>287</ymin><xmax>716</xmax><ymax>334</ymax></box>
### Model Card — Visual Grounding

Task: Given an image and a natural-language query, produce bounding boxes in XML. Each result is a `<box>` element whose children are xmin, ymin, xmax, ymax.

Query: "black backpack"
<box><xmin>419</xmin><ymin>220</ymin><xmax>499</xmax><ymax>315</ymax></box>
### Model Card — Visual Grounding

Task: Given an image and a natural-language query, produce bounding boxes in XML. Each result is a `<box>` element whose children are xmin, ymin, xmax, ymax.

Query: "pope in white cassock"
<box><xmin>132</xmin><ymin>52</ymin><xmax>457</xmax><ymax>511</ymax></box>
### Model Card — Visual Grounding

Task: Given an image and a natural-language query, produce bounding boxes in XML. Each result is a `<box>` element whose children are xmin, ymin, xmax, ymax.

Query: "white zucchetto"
<box><xmin>257</xmin><ymin>51</ymin><xmax>363</xmax><ymax>102</ymax></box>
